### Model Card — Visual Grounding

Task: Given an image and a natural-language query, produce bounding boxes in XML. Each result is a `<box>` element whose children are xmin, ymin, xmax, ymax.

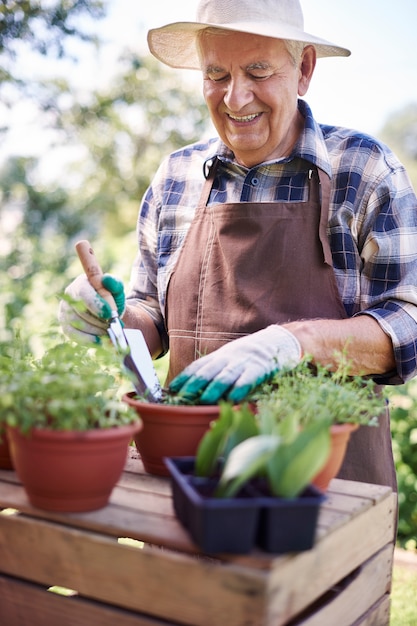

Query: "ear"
<box><xmin>298</xmin><ymin>45</ymin><xmax>316</xmax><ymax>97</ymax></box>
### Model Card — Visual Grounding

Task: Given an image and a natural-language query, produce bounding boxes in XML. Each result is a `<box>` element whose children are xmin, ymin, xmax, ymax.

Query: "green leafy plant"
<box><xmin>252</xmin><ymin>357</ymin><xmax>384</xmax><ymax>429</ymax></box>
<box><xmin>0</xmin><ymin>334</ymin><xmax>139</xmax><ymax>434</ymax></box>
<box><xmin>195</xmin><ymin>403</ymin><xmax>258</xmax><ymax>476</ymax></box>
<box><xmin>388</xmin><ymin>380</ymin><xmax>417</xmax><ymax>551</ymax></box>
<box><xmin>195</xmin><ymin>356</ymin><xmax>385</xmax><ymax>499</ymax></box>
<box><xmin>195</xmin><ymin>402</ymin><xmax>330</xmax><ymax>499</ymax></box>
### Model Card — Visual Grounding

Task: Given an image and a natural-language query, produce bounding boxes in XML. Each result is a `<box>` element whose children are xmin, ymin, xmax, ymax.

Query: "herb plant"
<box><xmin>252</xmin><ymin>356</ymin><xmax>384</xmax><ymax>429</ymax></box>
<box><xmin>195</xmin><ymin>356</ymin><xmax>385</xmax><ymax>499</ymax></box>
<box><xmin>0</xmin><ymin>337</ymin><xmax>139</xmax><ymax>433</ymax></box>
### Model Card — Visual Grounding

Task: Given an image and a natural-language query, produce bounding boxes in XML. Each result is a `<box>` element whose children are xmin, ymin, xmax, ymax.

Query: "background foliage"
<box><xmin>389</xmin><ymin>384</ymin><xmax>417</xmax><ymax>550</ymax></box>
<box><xmin>0</xmin><ymin>0</ymin><xmax>416</xmax><ymax>549</ymax></box>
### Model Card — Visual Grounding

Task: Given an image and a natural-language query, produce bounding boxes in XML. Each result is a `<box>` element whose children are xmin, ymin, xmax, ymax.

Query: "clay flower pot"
<box><xmin>312</xmin><ymin>423</ymin><xmax>359</xmax><ymax>491</ymax></box>
<box><xmin>123</xmin><ymin>392</ymin><xmax>219</xmax><ymax>476</ymax></box>
<box><xmin>7</xmin><ymin>421</ymin><xmax>142</xmax><ymax>512</ymax></box>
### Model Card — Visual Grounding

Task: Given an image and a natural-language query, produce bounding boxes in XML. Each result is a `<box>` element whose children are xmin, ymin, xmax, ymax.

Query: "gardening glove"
<box><xmin>58</xmin><ymin>273</ymin><xmax>125</xmax><ymax>343</ymax></box>
<box><xmin>169</xmin><ymin>325</ymin><xmax>302</xmax><ymax>404</ymax></box>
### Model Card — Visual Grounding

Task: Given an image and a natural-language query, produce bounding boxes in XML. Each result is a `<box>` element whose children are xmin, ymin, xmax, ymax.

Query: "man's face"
<box><xmin>199</xmin><ymin>31</ymin><xmax>314</xmax><ymax>168</ymax></box>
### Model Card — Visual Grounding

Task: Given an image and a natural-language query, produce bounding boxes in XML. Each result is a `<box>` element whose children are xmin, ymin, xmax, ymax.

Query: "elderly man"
<box><xmin>59</xmin><ymin>0</ymin><xmax>417</xmax><ymax>490</ymax></box>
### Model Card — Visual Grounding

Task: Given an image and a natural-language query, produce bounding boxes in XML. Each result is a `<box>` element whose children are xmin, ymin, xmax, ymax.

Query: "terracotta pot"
<box><xmin>312</xmin><ymin>423</ymin><xmax>359</xmax><ymax>491</ymax></box>
<box><xmin>123</xmin><ymin>392</ymin><xmax>219</xmax><ymax>476</ymax></box>
<box><xmin>7</xmin><ymin>421</ymin><xmax>142</xmax><ymax>512</ymax></box>
<box><xmin>0</xmin><ymin>432</ymin><xmax>13</xmax><ymax>470</ymax></box>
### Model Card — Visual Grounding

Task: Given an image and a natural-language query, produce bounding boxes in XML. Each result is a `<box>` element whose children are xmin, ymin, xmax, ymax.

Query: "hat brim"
<box><xmin>148</xmin><ymin>21</ymin><xmax>351</xmax><ymax>70</ymax></box>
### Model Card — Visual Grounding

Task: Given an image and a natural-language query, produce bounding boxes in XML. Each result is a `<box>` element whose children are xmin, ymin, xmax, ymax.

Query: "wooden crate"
<box><xmin>0</xmin><ymin>448</ymin><xmax>397</xmax><ymax>626</ymax></box>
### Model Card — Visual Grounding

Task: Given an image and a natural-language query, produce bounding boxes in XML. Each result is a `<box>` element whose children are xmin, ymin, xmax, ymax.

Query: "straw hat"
<box><xmin>148</xmin><ymin>0</ymin><xmax>351</xmax><ymax>70</ymax></box>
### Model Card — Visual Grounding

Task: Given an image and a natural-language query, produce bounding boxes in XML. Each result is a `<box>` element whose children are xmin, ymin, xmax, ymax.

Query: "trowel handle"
<box><xmin>75</xmin><ymin>240</ymin><xmax>118</xmax><ymax>312</ymax></box>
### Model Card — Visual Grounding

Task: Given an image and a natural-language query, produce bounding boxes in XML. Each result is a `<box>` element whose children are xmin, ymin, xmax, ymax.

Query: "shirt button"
<box><xmin>251</xmin><ymin>177</ymin><xmax>259</xmax><ymax>186</ymax></box>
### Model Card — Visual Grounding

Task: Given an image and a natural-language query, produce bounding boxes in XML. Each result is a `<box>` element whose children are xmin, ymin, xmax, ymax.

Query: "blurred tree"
<box><xmin>0</xmin><ymin>49</ymin><xmax>210</xmax><ymax>342</ymax></box>
<box><xmin>54</xmin><ymin>52</ymin><xmax>209</xmax><ymax>240</ymax></box>
<box><xmin>389</xmin><ymin>382</ymin><xmax>417</xmax><ymax>551</ymax></box>
<box><xmin>0</xmin><ymin>155</ymin><xmax>94</xmax><ymax>341</ymax></box>
<box><xmin>380</xmin><ymin>103</ymin><xmax>417</xmax><ymax>190</ymax></box>
<box><xmin>0</xmin><ymin>0</ymin><xmax>107</xmax><ymax>138</ymax></box>
<box><xmin>0</xmin><ymin>0</ymin><xmax>105</xmax><ymax>62</ymax></box>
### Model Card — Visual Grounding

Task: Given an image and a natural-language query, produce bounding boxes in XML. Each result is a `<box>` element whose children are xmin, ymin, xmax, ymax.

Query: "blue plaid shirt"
<box><xmin>128</xmin><ymin>100</ymin><xmax>417</xmax><ymax>384</ymax></box>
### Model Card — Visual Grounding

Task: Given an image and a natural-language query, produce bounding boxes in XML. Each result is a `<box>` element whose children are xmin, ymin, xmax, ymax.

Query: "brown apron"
<box><xmin>165</xmin><ymin>163</ymin><xmax>397</xmax><ymax>491</ymax></box>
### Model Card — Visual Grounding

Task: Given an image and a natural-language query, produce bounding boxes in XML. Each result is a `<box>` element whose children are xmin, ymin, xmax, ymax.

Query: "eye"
<box><xmin>206</xmin><ymin>71</ymin><xmax>229</xmax><ymax>83</ymax></box>
<box><xmin>247</xmin><ymin>63</ymin><xmax>274</xmax><ymax>81</ymax></box>
<box><xmin>248</xmin><ymin>70</ymin><xmax>273</xmax><ymax>81</ymax></box>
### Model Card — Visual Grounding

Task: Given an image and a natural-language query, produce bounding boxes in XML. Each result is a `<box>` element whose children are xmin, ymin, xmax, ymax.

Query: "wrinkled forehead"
<box><xmin>197</xmin><ymin>28</ymin><xmax>291</xmax><ymax>69</ymax></box>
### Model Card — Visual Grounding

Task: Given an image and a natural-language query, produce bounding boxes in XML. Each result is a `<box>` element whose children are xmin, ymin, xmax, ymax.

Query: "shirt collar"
<box><xmin>203</xmin><ymin>100</ymin><xmax>332</xmax><ymax>179</ymax></box>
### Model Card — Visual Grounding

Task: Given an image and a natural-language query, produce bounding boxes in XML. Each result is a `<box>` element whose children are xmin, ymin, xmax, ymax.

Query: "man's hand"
<box><xmin>58</xmin><ymin>273</ymin><xmax>125</xmax><ymax>343</ymax></box>
<box><xmin>169</xmin><ymin>325</ymin><xmax>302</xmax><ymax>404</ymax></box>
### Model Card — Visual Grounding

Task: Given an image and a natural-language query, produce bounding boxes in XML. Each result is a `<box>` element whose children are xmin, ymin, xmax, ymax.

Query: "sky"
<box><xmin>1</xmin><ymin>0</ymin><xmax>416</xmax><ymax>163</ymax></box>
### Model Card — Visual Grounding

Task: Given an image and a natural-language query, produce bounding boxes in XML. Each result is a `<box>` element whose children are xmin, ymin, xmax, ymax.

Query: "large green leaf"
<box><xmin>195</xmin><ymin>403</ymin><xmax>234</xmax><ymax>477</ymax></box>
<box><xmin>195</xmin><ymin>403</ymin><xmax>259</xmax><ymax>477</ymax></box>
<box><xmin>216</xmin><ymin>435</ymin><xmax>280</xmax><ymax>498</ymax></box>
<box><xmin>223</xmin><ymin>404</ymin><xmax>259</xmax><ymax>459</ymax></box>
<box><xmin>267</xmin><ymin>421</ymin><xmax>331</xmax><ymax>498</ymax></box>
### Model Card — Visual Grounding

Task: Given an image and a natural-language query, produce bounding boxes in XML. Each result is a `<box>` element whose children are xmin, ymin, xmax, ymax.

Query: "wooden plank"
<box><xmin>290</xmin><ymin>545</ymin><xmax>393</xmax><ymax>625</ymax></box>
<box><xmin>0</xmin><ymin>497</ymin><xmax>396</xmax><ymax>626</ymax></box>
<box><xmin>0</xmin><ymin>574</ymin><xmax>176</xmax><ymax>626</ymax></box>
<box><xmin>264</xmin><ymin>492</ymin><xmax>397</xmax><ymax>625</ymax></box>
<box><xmin>315</xmin><ymin>493</ymin><xmax>371</xmax><ymax>537</ymax></box>
<box><xmin>0</xmin><ymin>472</ymin><xmax>397</xmax><ymax>597</ymax></box>
<box><xmin>329</xmin><ymin>478</ymin><xmax>393</xmax><ymax>502</ymax></box>
<box><xmin>123</xmin><ymin>447</ymin><xmax>147</xmax><ymax>474</ymax></box>
<box><xmin>120</xmin><ymin>450</ymin><xmax>172</xmax><ymax>496</ymax></box>
<box><xmin>116</xmin><ymin>470</ymin><xmax>172</xmax><ymax>497</ymax></box>
<box><xmin>353</xmin><ymin>594</ymin><xmax>391</xmax><ymax>626</ymax></box>
<box><xmin>0</xmin><ymin>461</ymin><xmax>396</xmax><ymax>626</ymax></box>
<box><xmin>0</xmin><ymin>483</ymin><xmax>197</xmax><ymax>554</ymax></box>
<box><xmin>0</xmin><ymin>470</ymin><xmax>394</xmax><ymax>564</ymax></box>
<box><xmin>0</xmin><ymin>513</ymin><xmax>268</xmax><ymax>626</ymax></box>
<box><xmin>108</xmin><ymin>482</ymin><xmax>173</xmax><ymax>514</ymax></box>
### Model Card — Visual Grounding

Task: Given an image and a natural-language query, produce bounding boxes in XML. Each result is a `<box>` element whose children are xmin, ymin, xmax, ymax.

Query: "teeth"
<box><xmin>228</xmin><ymin>113</ymin><xmax>259</xmax><ymax>122</ymax></box>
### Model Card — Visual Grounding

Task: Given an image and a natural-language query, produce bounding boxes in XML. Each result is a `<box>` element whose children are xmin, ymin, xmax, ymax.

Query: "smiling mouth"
<box><xmin>227</xmin><ymin>113</ymin><xmax>261</xmax><ymax>123</ymax></box>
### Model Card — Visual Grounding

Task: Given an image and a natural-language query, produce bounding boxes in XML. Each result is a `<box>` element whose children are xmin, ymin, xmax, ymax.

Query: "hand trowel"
<box><xmin>75</xmin><ymin>240</ymin><xmax>163</xmax><ymax>402</ymax></box>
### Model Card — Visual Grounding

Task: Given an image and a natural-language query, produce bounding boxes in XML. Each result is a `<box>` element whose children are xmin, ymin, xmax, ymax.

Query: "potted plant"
<box><xmin>251</xmin><ymin>356</ymin><xmax>384</xmax><ymax>490</ymax></box>
<box><xmin>123</xmin><ymin>387</ymin><xmax>221</xmax><ymax>477</ymax></box>
<box><xmin>0</xmin><ymin>336</ymin><xmax>142</xmax><ymax>512</ymax></box>
<box><xmin>165</xmin><ymin>357</ymin><xmax>385</xmax><ymax>554</ymax></box>
<box><xmin>165</xmin><ymin>402</ymin><xmax>329</xmax><ymax>554</ymax></box>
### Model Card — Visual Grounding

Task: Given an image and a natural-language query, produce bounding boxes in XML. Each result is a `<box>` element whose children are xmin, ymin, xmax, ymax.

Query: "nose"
<box><xmin>223</xmin><ymin>76</ymin><xmax>254</xmax><ymax>111</ymax></box>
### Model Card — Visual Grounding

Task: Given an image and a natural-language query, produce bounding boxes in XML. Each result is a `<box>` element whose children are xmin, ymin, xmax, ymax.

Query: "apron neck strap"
<box><xmin>199</xmin><ymin>160</ymin><xmax>332</xmax><ymax>265</ymax></box>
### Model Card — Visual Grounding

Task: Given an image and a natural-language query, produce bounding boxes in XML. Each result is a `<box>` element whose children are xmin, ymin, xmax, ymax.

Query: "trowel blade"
<box><xmin>123</xmin><ymin>328</ymin><xmax>163</xmax><ymax>402</ymax></box>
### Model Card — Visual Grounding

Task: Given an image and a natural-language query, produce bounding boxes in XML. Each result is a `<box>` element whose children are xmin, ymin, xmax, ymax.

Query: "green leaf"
<box><xmin>195</xmin><ymin>403</ymin><xmax>234</xmax><ymax>476</ymax></box>
<box><xmin>195</xmin><ymin>403</ymin><xmax>258</xmax><ymax>477</ymax></box>
<box><xmin>223</xmin><ymin>404</ymin><xmax>259</xmax><ymax>459</ymax></box>
<box><xmin>268</xmin><ymin>421</ymin><xmax>331</xmax><ymax>498</ymax></box>
<box><xmin>216</xmin><ymin>435</ymin><xmax>280</xmax><ymax>498</ymax></box>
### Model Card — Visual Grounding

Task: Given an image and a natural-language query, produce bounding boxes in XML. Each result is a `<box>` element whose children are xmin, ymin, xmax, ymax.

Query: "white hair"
<box><xmin>284</xmin><ymin>40</ymin><xmax>305</xmax><ymax>66</ymax></box>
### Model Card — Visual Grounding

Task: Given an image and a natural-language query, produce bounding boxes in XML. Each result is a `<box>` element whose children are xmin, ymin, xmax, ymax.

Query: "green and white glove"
<box><xmin>169</xmin><ymin>325</ymin><xmax>302</xmax><ymax>404</ymax></box>
<box><xmin>58</xmin><ymin>274</ymin><xmax>125</xmax><ymax>343</ymax></box>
